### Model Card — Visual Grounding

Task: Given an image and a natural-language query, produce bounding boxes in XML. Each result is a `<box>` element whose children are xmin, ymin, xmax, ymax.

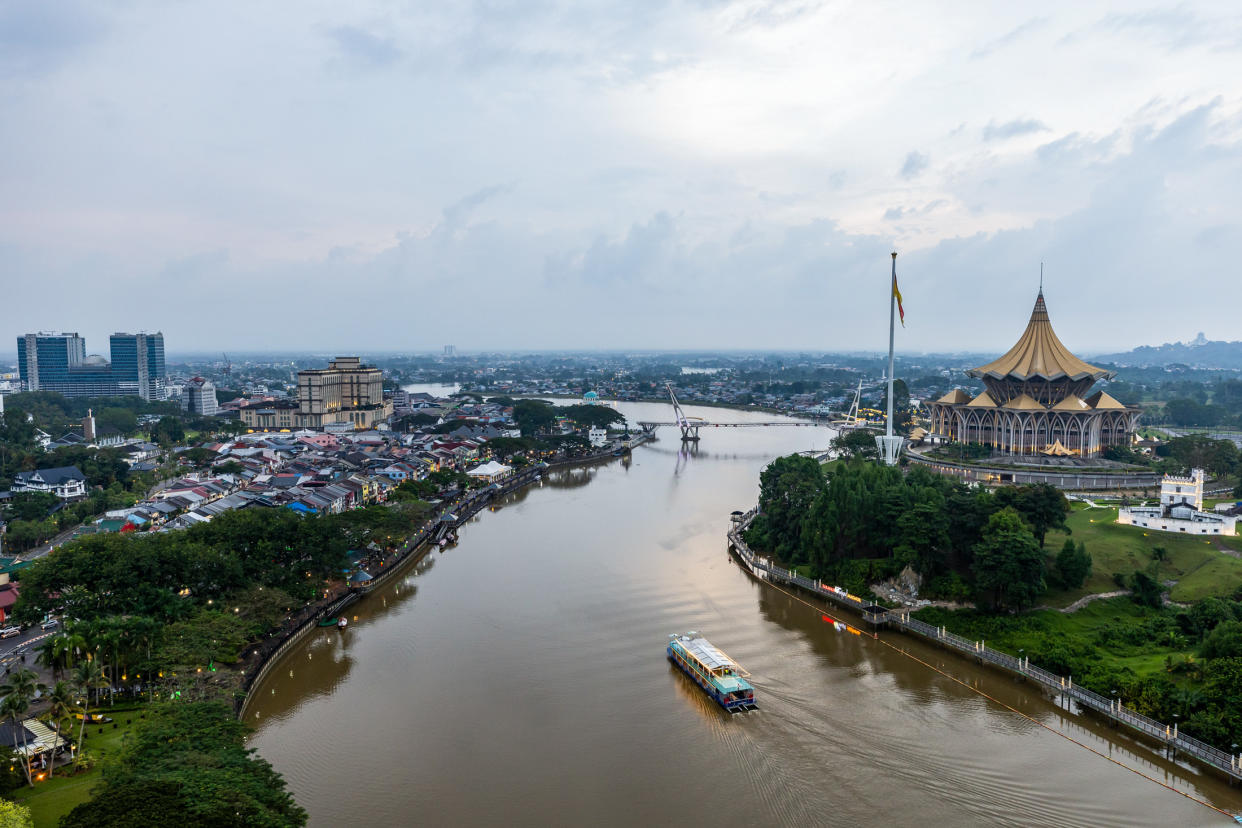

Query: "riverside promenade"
<box><xmin>236</xmin><ymin>434</ymin><xmax>650</xmax><ymax>717</ymax></box>
<box><xmin>727</xmin><ymin>508</ymin><xmax>1242</xmax><ymax>786</ymax></box>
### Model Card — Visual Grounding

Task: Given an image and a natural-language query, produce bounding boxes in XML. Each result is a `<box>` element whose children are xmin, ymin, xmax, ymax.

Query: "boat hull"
<box><xmin>667</xmin><ymin>645</ymin><xmax>756</xmax><ymax>712</ymax></box>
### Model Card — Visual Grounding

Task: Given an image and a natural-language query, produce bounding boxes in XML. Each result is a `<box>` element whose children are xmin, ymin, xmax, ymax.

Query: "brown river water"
<box><xmin>246</xmin><ymin>401</ymin><xmax>1242</xmax><ymax>827</ymax></box>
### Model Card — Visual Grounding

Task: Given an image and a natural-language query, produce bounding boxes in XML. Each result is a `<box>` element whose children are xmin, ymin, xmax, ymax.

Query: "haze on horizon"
<box><xmin>4</xmin><ymin>1</ymin><xmax>1242</xmax><ymax>355</ymax></box>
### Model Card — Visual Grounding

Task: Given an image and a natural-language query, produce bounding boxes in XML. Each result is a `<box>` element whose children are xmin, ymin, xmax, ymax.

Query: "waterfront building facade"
<box><xmin>924</xmin><ymin>292</ymin><xmax>1139</xmax><ymax>457</ymax></box>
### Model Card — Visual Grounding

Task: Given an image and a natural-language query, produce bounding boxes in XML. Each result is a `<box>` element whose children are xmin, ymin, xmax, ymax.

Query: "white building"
<box><xmin>467</xmin><ymin>460</ymin><xmax>512</xmax><ymax>484</ymax></box>
<box><xmin>1161</xmin><ymin>468</ymin><xmax>1204</xmax><ymax>510</ymax></box>
<box><xmin>1117</xmin><ymin>468</ymin><xmax>1236</xmax><ymax>536</ymax></box>
<box><xmin>182</xmin><ymin>377</ymin><xmax>219</xmax><ymax>416</ymax></box>
<box><xmin>11</xmin><ymin>466</ymin><xmax>88</xmax><ymax>500</ymax></box>
<box><xmin>588</xmin><ymin>425</ymin><xmax>608</xmax><ymax>447</ymax></box>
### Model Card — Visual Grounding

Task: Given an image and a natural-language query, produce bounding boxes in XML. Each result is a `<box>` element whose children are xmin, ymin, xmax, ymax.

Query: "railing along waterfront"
<box><xmin>727</xmin><ymin>508</ymin><xmax>1242</xmax><ymax>784</ymax></box>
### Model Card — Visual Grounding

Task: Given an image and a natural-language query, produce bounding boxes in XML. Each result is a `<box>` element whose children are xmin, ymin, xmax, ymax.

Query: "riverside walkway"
<box><xmin>726</xmin><ymin>508</ymin><xmax>1242</xmax><ymax>787</ymax></box>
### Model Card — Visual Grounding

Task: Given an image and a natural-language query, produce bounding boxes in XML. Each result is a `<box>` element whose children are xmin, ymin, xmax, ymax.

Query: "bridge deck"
<box><xmin>636</xmin><ymin>421</ymin><xmax>822</xmax><ymax>427</ymax></box>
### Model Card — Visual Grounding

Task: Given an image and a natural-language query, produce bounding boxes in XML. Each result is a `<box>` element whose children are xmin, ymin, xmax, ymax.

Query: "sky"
<box><xmin>3</xmin><ymin>1</ymin><xmax>1242</xmax><ymax>355</ymax></box>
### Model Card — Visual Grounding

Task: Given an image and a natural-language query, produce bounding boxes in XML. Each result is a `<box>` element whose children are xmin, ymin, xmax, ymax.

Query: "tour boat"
<box><xmin>667</xmin><ymin>633</ymin><xmax>757</xmax><ymax>713</ymax></box>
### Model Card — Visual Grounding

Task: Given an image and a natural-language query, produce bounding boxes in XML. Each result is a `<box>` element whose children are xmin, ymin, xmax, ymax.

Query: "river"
<box><xmin>247</xmin><ymin>401</ymin><xmax>1242</xmax><ymax>827</ymax></box>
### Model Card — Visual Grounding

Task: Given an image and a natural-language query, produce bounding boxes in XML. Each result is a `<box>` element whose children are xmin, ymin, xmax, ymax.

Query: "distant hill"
<box><xmin>1094</xmin><ymin>333</ymin><xmax>1242</xmax><ymax>369</ymax></box>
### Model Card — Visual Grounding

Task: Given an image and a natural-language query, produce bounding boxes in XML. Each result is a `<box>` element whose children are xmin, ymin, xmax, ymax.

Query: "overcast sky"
<box><xmin>3</xmin><ymin>1</ymin><xmax>1242</xmax><ymax>355</ymax></box>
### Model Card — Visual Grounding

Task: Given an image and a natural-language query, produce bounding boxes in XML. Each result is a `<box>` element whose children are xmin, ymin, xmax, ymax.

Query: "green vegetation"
<box><xmin>9</xmin><ymin>705</ymin><xmax>140</xmax><ymax>827</ymax></box>
<box><xmin>59</xmin><ymin>702</ymin><xmax>305</xmax><ymax>827</ymax></box>
<box><xmin>560</xmin><ymin>404</ymin><xmax>624</xmax><ymax>430</ymax></box>
<box><xmin>914</xmin><ymin>595</ymin><xmax>1242</xmax><ymax>755</ymax></box>
<box><xmin>1041</xmin><ymin>506</ymin><xmax>1242</xmax><ymax>605</ymax></box>
<box><xmin>3</xmin><ymin>504</ymin><xmax>431</xmax><ymax>824</ymax></box>
<box><xmin>745</xmin><ymin>456</ymin><xmax>1070</xmax><ymax>603</ymax></box>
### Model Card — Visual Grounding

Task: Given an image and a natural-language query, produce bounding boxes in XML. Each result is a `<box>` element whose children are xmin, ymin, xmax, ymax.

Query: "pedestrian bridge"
<box><xmin>641</xmin><ymin>383</ymin><xmax>831</xmax><ymax>442</ymax></box>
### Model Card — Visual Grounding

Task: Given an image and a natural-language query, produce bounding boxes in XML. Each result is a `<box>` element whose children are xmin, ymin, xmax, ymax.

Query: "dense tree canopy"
<box><xmin>747</xmin><ymin>455</ymin><xmax>1072</xmax><ymax>609</ymax></box>
<box><xmin>561</xmin><ymin>404</ymin><xmax>625</xmax><ymax>429</ymax></box>
<box><xmin>512</xmin><ymin>399</ymin><xmax>558</xmax><ymax>435</ymax></box>
<box><xmin>61</xmin><ymin>702</ymin><xmax>306</xmax><ymax>827</ymax></box>
<box><xmin>972</xmin><ymin>508</ymin><xmax>1046</xmax><ymax>611</ymax></box>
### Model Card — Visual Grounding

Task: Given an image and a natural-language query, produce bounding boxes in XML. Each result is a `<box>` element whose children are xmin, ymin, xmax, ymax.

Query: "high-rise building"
<box><xmin>17</xmin><ymin>332</ymin><xmax>87</xmax><ymax>392</ymax></box>
<box><xmin>239</xmin><ymin>356</ymin><xmax>391</xmax><ymax>430</ymax></box>
<box><xmin>182</xmin><ymin>377</ymin><xmax>219</xmax><ymax>416</ymax></box>
<box><xmin>16</xmin><ymin>330</ymin><xmax>167</xmax><ymax>400</ymax></box>
<box><xmin>110</xmin><ymin>332</ymin><xmax>167</xmax><ymax>400</ymax></box>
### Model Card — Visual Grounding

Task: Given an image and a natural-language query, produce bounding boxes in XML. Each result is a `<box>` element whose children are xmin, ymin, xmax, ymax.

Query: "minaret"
<box><xmin>876</xmin><ymin>252</ymin><xmax>905</xmax><ymax>465</ymax></box>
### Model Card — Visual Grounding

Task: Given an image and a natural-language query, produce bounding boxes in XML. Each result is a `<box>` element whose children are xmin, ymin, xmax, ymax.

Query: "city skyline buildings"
<box><xmin>16</xmin><ymin>330</ymin><xmax>167</xmax><ymax>401</ymax></box>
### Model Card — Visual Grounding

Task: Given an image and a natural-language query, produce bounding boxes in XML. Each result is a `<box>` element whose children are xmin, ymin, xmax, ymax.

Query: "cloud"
<box><xmin>900</xmin><ymin>151</ymin><xmax>930</xmax><ymax>180</ymax></box>
<box><xmin>970</xmin><ymin>16</ymin><xmax>1048</xmax><ymax>60</ymax></box>
<box><xmin>982</xmin><ymin>118</ymin><xmax>1049</xmax><ymax>141</ymax></box>
<box><xmin>441</xmin><ymin>184</ymin><xmax>513</xmax><ymax>229</ymax></box>
<box><xmin>328</xmin><ymin>25</ymin><xmax>402</xmax><ymax>67</ymax></box>
<box><xmin>0</xmin><ymin>0</ymin><xmax>102</xmax><ymax>78</ymax></box>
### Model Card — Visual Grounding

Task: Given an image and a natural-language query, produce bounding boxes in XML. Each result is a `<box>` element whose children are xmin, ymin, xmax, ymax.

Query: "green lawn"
<box><xmin>1041</xmin><ymin>506</ymin><xmax>1242</xmax><ymax>606</ymax></box>
<box><xmin>10</xmin><ymin>705</ymin><xmax>144</xmax><ymax>827</ymax></box>
<box><xmin>915</xmin><ymin>596</ymin><xmax>1191</xmax><ymax>685</ymax></box>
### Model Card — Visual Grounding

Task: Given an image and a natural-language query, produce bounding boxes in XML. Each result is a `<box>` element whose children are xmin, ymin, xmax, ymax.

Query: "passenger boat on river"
<box><xmin>667</xmin><ymin>633</ymin><xmax>757</xmax><ymax>712</ymax></box>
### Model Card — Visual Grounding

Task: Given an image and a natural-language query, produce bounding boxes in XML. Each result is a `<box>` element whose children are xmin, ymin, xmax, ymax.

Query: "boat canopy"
<box><xmin>675</xmin><ymin>635</ymin><xmax>749</xmax><ymax>676</ymax></box>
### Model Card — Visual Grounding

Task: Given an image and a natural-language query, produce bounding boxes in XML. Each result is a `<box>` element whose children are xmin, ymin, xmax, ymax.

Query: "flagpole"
<box><xmin>876</xmin><ymin>252</ymin><xmax>904</xmax><ymax>466</ymax></box>
<box><xmin>887</xmin><ymin>251</ymin><xmax>896</xmax><ymax>441</ymax></box>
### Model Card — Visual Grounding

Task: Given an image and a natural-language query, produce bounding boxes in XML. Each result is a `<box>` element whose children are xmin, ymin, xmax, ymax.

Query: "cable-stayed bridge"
<box><xmin>635</xmin><ymin>383</ymin><xmax>834</xmax><ymax>442</ymax></box>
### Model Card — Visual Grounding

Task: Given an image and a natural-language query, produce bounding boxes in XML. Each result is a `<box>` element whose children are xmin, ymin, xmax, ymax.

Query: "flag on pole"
<box><xmin>891</xmin><ymin>255</ymin><xmax>905</xmax><ymax>327</ymax></box>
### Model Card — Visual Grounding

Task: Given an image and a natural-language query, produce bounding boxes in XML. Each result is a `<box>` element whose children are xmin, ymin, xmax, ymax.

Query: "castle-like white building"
<box><xmin>1117</xmin><ymin>469</ymin><xmax>1236</xmax><ymax>536</ymax></box>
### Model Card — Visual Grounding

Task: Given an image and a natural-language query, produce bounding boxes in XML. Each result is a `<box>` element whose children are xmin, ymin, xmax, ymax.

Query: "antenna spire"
<box><xmin>1040</xmin><ymin>262</ymin><xmax>1044</xmax><ymax>292</ymax></box>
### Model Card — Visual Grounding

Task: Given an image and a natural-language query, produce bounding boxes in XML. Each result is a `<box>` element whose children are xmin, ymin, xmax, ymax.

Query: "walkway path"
<box><xmin>1055</xmin><ymin>590</ymin><xmax>1129</xmax><ymax>613</ymax></box>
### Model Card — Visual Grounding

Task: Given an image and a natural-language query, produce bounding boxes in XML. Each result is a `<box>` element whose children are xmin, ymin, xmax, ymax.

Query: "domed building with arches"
<box><xmin>924</xmin><ymin>291</ymin><xmax>1140</xmax><ymax>458</ymax></box>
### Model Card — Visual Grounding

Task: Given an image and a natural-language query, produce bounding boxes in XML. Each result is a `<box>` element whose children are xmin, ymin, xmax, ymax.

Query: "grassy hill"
<box><xmin>1042</xmin><ymin>503</ymin><xmax>1242</xmax><ymax>606</ymax></box>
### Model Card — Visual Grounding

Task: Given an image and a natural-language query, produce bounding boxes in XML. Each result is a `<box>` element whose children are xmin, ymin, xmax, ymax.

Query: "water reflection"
<box><xmin>252</xmin><ymin>632</ymin><xmax>355</xmax><ymax>722</ymax></box>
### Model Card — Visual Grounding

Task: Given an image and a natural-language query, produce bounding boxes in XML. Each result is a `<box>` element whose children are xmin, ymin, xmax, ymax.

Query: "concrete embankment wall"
<box><xmin>906</xmin><ymin>452</ymin><xmax>1161</xmax><ymax>491</ymax></box>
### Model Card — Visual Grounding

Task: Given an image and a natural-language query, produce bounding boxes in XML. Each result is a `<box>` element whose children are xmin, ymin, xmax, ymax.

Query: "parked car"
<box><xmin>40</xmin><ymin>619</ymin><xmax>59</xmax><ymax>631</ymax></box>
<box><xmin>0</xmin><ymin>627</ymin><xmax>21</xmax><ymax>639</ymax></box>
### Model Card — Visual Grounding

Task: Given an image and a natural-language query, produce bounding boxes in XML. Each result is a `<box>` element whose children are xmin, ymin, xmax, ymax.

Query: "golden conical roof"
<box><xmin>936</xmin><ymin>389</ymin><xmax>972</xmax><ymax>405</ymax></box>
<box><xmin>968</xmin><ymin>292</ymin><xmax>1113</xmax><ymax>383</ymax></box>
<box><xmin>1003</xmin><ymin>393</ymin><xmax>1045</xmax><ymax>410</ymax></box>
<box><xmin>1086</xmin><ymin>390</ymin><xmax>1127</xmax><ymax>410</ymax></box>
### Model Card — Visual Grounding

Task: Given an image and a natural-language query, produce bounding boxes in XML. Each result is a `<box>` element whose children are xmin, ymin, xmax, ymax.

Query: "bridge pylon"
<box><xmin>666</xmin><ymin>382</ymin><xmax>700</xmax><ymax>442</ymax></box>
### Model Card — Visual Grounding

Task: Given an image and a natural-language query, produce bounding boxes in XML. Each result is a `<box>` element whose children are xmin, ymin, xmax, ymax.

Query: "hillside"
<box><xmin>1095</xmin><ymin>333</ymin><xmax>1242</xmax><ymax>369</ymax></box>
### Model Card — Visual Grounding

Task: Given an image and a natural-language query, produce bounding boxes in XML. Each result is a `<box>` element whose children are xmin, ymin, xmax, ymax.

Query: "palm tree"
<box><xmin>43</xmin><ymin>681</ymin><xmax>77</xmax><ymax>777</ymax></box>
<box><xmin>0</xmin><ymin>695</ymin><xmax>31</xmax><ymax>787</ymax></box>
<box><xmin>55</xmin><ymin>629</ymin><xmax>89</xmax><ymax>673</ymax></box>
<box><xmin>0</xmin><ymin>669</ymin><xmax>46</xmax><ymax>786</ymax></box>
<box><xmin>70</xmin><ymin>662</ymin><xmax>107</xmax><ymax>770</ymax></box>
<box><xmin>34</xmin><ymin>638</ymin><xmax>60</xmax><ymax>681</ymax></box>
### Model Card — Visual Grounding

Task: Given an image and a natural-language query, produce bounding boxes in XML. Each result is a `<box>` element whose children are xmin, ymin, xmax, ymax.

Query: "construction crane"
<box><xmin>221</xmin><ymin>353</ymin><xmax>231</xmax><ymax>375</ymax></box>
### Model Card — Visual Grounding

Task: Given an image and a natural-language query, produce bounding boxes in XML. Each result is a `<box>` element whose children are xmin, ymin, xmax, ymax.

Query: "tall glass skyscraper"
<box><xmin>17</xmin><ymin>333</ymin><xmax>86</xmax><ymax>393</ymax></box>
<box><xmin>17</xmin><ymin>331</ymin><xmax>167</xmax><ymax>400</ymax></box>
<box><xmin>109</xmin><ymin>332</ymin><xmax>166</xmax><ymax>400</ymax></box>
